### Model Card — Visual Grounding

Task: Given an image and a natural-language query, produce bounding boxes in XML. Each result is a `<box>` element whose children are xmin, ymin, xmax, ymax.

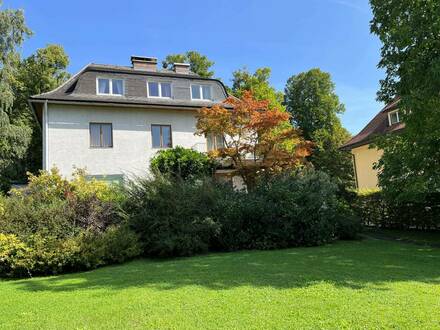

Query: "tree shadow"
<box><xmin>10</xmin><ymin>239</ymin><xmax>440</xmax><ymax>293</ymax></box>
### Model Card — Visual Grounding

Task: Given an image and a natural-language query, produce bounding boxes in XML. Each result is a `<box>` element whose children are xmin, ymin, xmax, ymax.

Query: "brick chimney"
<box><xmin>173</xmin><ymin>62</ymin><xmax>190</xmax><ymax>74</ymax></box>
<box><xmin>131</xmin><ymin>56</ymin><xmax>157</xmax><ymax>71</ymax></box>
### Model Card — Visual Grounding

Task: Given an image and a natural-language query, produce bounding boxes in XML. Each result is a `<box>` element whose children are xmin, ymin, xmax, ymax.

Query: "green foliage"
<box><xmin>213</xmin><ymin>170</ymin><xmax>360</xmax><ymax>250</ymax></box>
<box><xmin>370</xmin><ymin>0</ymin><xmax>440</xmax><ymax>201</ymax></box>
<box><xmin>150</xmin><ymin>146</ymin><xmax>216</xmax><ymax>180</ymax></box>
<box><xmin>124</xmin><ymin>176</ymin><xmax>220</xmax><ymax>257</ymax></box>
<box><xmin>162</xmin><ymin>51</ymin><xmax>214</xmax><ymax>78</ymax></box>
<box><xmin>0</xmin><ymin>169</ymin><xmax>140</xmax><ymax>278</ymax></box>
<box><xmin>352</xmin><ymin>190</ymin><xmax>440</xmax><ymax>230</ymax></box>
<box><xmin>284</xmin><ymin>68</ymin><xmax>354</xmax><ymax>187</ymax></box>
<box><xmin>231</xmin><ymin>67</ymin><xmax>284</xmax><ymax>110</ymax></box>
<box><xmin>125</xmin><ymin>170</ymin><xmax>361</xmax><ymax>257</ymax></box>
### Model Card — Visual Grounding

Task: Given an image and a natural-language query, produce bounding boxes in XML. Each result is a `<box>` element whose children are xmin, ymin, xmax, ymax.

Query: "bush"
<box><xmin>213</xmin><ymin>170</ymin><xmax>361</xmax><ymax>250</ymax></box>
<box><xmin>124</xmin><ymin>175</ymin><xmax>220</xmax><ymax>257</ymax></box>
<box><xmin>125</xmin><ymin>170</ymin><xmax>362</xmax><ymax>257</ymax></box>
<box><xmin>150</xmin><ymin>146</ymin><xmax>216</xmax><ymax>180</ymax></box>
<box><xmin>0</xmin><ymin>169</ymin><xmax>140</xmax><ymax>278</ymax></box>
<box><xmin>352</xmin><ymin>190</ymin><xmax>440</xmax><ymax>230</ymax></box>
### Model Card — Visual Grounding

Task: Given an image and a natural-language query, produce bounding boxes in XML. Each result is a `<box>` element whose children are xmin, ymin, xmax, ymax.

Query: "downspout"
<box><xmin>351</xmin><ymin>153</ymin><xmax>359</xmax><ymax>190</ymax></box>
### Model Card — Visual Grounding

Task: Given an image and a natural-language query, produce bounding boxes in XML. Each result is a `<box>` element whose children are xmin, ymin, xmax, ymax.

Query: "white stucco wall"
<box><xmin>45</xmin><ymin>103</ymin><xmax>207</xmax><ymax>179</ymax></box>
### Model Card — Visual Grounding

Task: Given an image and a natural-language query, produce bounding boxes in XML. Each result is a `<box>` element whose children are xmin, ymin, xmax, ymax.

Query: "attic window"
<box><xmin>97</xmin><ymin>78</ymin><xmax>124</xmax><ymax>96</ymax></box>
<box><xmin>147</xmin><ymin>82</ymin><xmax>172</xmax><ymax>98</ymax></box>
<box><xmin>388</xmin><ymin>110</ymin><xmax>400</xmax><ymax>126</ymax></box>
<box><xmin>191</xmin><ymin>84</ymin><xmax>212</xmax><ymax>100</ymax></box>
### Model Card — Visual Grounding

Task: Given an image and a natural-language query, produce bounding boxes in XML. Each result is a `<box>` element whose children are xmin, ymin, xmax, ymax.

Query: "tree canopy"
<box><xmin>231</xmin><ymin>67</ymin><xmax>284</xmax><ymax>110</ymax></box>
<box><xmin>284</xmin><ymin>68</ymin><xmax>353</xmax><ymax>187</ymax></box>
<box><xmin>162</xmin><ymin>51</ymin><xmax>214</xmax><ymax>78</ymax></box>
<box><xmin>370</xmin><ymin>0</ymin><xmax>440</xmax><ymax>201</ymax></box>
<box><xmin>196</xmin><ymin>91</ymin><xmax>311</xmax><ymax>188</ymax></box>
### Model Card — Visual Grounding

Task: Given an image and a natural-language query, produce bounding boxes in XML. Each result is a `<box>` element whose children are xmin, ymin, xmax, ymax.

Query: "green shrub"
<box><xmin>150</xmin><ymin>146</ymin><xmax>216</xmax><ymax>180</ymax></box>
<box><xmin>352</xmin><ymin>190</ymin><xmax>440</xmax><ymax>230</ymax></box>
<box><xmin>0</xmin><ymin>169</ymin><xmax>140</xmax><ymax>278</ymax></box>
<box><xmin>0</xmin><ymin>234</ymin><xmax>33</xmax><ymax>278</ymax></box>
<box><xmin>124</xmin><ymin>176</ymin><xmax>220</xmax><ymax>257</ymax></box>
<box><xmin>213</xmin><ymin>170</ymin><xmax>358</xmax><ymax>250</ymax></box>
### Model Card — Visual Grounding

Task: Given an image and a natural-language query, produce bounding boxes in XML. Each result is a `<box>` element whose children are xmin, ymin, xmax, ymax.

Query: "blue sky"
<box><xmin>5</xmin><ymin>0</ymin><xmax>384</xmax><ymax>134</ymax></box>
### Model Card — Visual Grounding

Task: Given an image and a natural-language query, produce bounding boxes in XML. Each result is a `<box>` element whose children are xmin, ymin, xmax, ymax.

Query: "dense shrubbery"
<box><xmin>124</xmin><ymin>170</ymin><xmax>361</xmax><ymax>258</ymax></box>
<box><xmin>353</xmin><ymin>190</ymin><xmax>440</xmax><ymax>230</ymax></box>
<box><xmin>150</xmin><ymin>146</ymin><xmax>216</xmax><ymax>180</ymax></box>
<box><xmin>0</xmin><ymin>170</ymin><xmax>141</xmax><ymax>278</ymax></box>
<box><xmin>1</xmin><ymin>166</ymin><xmax>362</xmax><ymax>278</ymax></box>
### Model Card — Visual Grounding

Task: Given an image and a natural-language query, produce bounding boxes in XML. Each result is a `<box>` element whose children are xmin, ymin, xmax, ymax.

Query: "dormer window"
<box><xmin>147</xmin><ymin>82</ymin><xmax>172</xmax><ymax>98</ymax></box>
<box><xmin>97</xmin><ymin>78</ymin><xmax>124</xmax><ymax>96</ymax></box>
<box><xmin>388</xmin><ymin>110</ymin><xmax>400</xmax><ymax>126</ymax></box>
<box><xmin>191</xmin><ymin>84</ymin><xmax>212</xmax><ymax>100</ymax></box>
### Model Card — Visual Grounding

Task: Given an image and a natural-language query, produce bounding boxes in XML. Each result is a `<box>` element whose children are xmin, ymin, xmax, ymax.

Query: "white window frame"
<box><xmin>388</xmin><ymin>110</ymin><xmax>400</xmax><ymax>126</ymax></box>
<box><xmin>190</xmin><ymin>84</ymin><xmax>212</xmax><ymax>101</ymax></box>
<box><xmin>96</xmin><ymin>77</ymin><xmax>125</xmax><ymax>96</ymax></box>
<box><xmin>147</xmin><ymin>81</ymin><xmax>173</xmax><ymax>99</ymax></box>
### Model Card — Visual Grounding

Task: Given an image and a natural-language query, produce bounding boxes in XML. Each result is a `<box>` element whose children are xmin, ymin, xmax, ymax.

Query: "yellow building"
<box><xmin>341</xmin><ymin>99</ymin><xmax>404</xmax><ymax>190</ymax></box>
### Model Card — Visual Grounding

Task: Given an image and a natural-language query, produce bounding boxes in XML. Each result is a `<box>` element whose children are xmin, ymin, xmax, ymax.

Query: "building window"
<box><xmin>207</xmin><ymin>133</ymin><xmax>224</xmax><ymax>151</ymax></box>
<box><xmin>90</xmin><ymin>123</ymin><xmax>113</xmax><ymax>148</ymax></box>
<box><xmin>191</xmin><ymin>84</ymin><xmax>212</xmax><ymax>100</ymax></box>
<box><xmin>147</xmin><ymin>82</ymin><xmax>172</xmax><ymax>98</ymax></box>
<box><xmin>151</xmin><ymin>124</ymin><xmax>172</xmax><ymax>148</ymax></box>
<box><xmin>388</xmin><ymin>110</ymin><xmax>400</xmax><ymax>126</ymax></box>
<box><xmin>97</xmin><ymin>78</ymin><xmax>124</xmax><ymax>96</ymax></box>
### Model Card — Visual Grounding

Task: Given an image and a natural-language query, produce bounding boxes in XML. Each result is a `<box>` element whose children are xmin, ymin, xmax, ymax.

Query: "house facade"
<box><xmin>341</xmin><ymin>99</ymin><xmax>404</xmax><ymax>190</ymax></box>
<box><xmin>29</xmin><ymin>56</ymin><xmax>229</xmax><ymax>182</ymax></box>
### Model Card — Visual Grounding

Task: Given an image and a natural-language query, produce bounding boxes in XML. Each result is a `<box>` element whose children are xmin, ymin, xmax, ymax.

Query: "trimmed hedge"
<box><xmin>352</xmin><ymin>190</ymin><xmax>440</xmax><ymax>229</ymax></box>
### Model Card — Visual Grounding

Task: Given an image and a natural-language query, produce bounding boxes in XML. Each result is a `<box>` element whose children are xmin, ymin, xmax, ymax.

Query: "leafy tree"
<box><xmin>284</xmin><ymin>68</ymin><xmax>353</xmax><ymax>187</ymax></box>
<box><xmin>231</xmin><ymin>67</ymin><xmax>284</xmax><ymax>110</ymax></box>
<box><xmin>196</xmin><ymin>91</ymin><xmax>311</xmax><ymax>188</ymax></box>
<box><xmin>14</xmin><ymin>44</ymin><xmax>70</xmax><ymax>176</ymax></box>
<box><xmin>370</xmin><ymin>0</ymin><xmax>440</xmax><ymax>201</ymax></box>
<box><xmin>0</xmin><ymin>2</ymin><xmax>32</xmax><ymax>191</ymax></box>
<box><xmin>162</xmin><ymin>51</ymin><xmax>214</xmax><ymax>78</ymax></box>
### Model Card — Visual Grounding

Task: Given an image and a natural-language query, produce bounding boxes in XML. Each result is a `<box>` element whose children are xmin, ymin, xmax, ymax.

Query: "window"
<box><xmin>90</xmin><ymin>123</ymin><xmax>113</xmax><ymax>148</ymax></box>
<box><xmin>207</xmin><ymin>133</ymin><xmax>224</xmax><ymax>151</ymax></box>
<box><xmin>191</xmin><ymin>84</ymin><xmax>212</xmax><ymax>100</ymax></box>
<box><xmin>97</xmin><ymin>78</ymin><xmax>124</xmax><ymax>96</ymax></box>
<box><xmin>148</xmin><ymin>82</ymin><xmax>172</xmax><ymax>98</ymax></box>
<box><xmin>388</xmin><ymin>110</ymin><xmax>400</xmax><ymax>126</ymax></box>
<box><xmin>151</xmin><ymin>125</ymin><xmax>172</xmax><ymax>148</ymax></box>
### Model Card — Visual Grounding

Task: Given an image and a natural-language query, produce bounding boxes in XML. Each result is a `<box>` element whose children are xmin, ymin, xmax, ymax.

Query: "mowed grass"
<box><xmin>1</xmin><ymin>239</ymin><xmax>440</xmax><ymax>329</ymax></box>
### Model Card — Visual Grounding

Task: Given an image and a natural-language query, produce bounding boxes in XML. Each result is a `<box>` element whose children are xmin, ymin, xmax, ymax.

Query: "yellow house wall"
<box><xmin>351</xmin><ymin>144</ymin><xmax>383</xmax><ymax>190</ymax></box>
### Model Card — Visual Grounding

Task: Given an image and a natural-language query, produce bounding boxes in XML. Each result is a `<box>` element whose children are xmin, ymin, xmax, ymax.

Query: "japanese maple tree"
<box><xmin>196</xmin><ymin>91</ymin><xmax>312</xmax><ymax>187</ymax></box>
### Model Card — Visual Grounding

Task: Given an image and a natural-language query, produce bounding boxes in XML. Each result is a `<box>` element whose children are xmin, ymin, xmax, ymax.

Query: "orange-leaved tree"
<box><xmin>196</xmin><ymin>91</ymin><xmax>312</xmax><ymax>187</ymax></box>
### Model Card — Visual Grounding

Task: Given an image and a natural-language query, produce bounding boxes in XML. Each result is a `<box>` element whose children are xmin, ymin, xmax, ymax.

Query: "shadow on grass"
<box><xmin>10</xmin><ymin>239</ymin><xmax>440</xmax><ymax>293</ymax></box>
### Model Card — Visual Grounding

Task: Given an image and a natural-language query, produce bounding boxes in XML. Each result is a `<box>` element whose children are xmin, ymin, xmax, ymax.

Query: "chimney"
<box><xmin>131</xmin><ymin>56</ymin><xmax>157</xmax><ymax>71</ymax></box>
<box><xmin>173</xmin><ymin>62</ymin><xmax>190</xmax><ymax>74</ymax></box>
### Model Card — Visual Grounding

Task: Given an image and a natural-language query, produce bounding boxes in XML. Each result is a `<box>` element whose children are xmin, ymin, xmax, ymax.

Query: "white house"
<box><xmin>29</xmin><ymin>56</ymin><xmax>229</xmax><ymax>182</ymax></box>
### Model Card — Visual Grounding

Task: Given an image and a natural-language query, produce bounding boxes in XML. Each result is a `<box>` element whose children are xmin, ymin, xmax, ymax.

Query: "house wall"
<box><xmin>45</xmin><ymin>103</ymin><xmax>207</xmax><ymax>179</ymax></box>
<box><xmin>351</xmin><ymin>144</ymin><xmax>383</xmax><ymax>190</ymax></box>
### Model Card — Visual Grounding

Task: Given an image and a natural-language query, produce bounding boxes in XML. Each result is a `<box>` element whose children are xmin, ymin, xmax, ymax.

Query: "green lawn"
<box><xmin>1</xmin><ymin>239</ymin><xmax>440</xmax><ymax>329</ymax></box>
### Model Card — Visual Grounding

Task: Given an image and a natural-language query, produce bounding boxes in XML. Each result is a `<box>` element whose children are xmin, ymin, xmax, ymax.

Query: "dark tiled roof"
<box><xmin>340</xmin><ymin>98</ymin><xmax>405</xmax><ymax>150</ymax></box>
<box><xmin>29</xmin><ymin>63</ymin><xmax>229</xmax><ymax>109</ymax></box>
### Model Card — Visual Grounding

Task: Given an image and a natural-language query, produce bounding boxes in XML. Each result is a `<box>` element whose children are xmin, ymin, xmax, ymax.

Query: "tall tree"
<box><xmin>162</xmin><ymin>51</ymin><xmax>214</xmax><ymax>78</ymax></box>
<box><xmin>231</xmin><ymin>67</ymin><xmax>284</xmax><ymax>110</ymax></box>
<box><xmin>14</xmin><ymin>44</ymin><xmax>70</xmax><ymax>176</ymax></box>
<box><xmin>370</xmin><ymin>0</ymin><xmax>440</xmax><ymax>201</ymax></box>
<box><xmin>196</xmin><ymin>91</ymin><xmax>311</xmax><ymax>188</ymax></box>
<box><xmin>0</xmin><ymin>1</ymin><xmax>32</xmax><ymax>191</ymax></box>
<box><xmin>284</xmin><ymin>68</ymin><xmax>353</xmax><ymax>187</ymax></box>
